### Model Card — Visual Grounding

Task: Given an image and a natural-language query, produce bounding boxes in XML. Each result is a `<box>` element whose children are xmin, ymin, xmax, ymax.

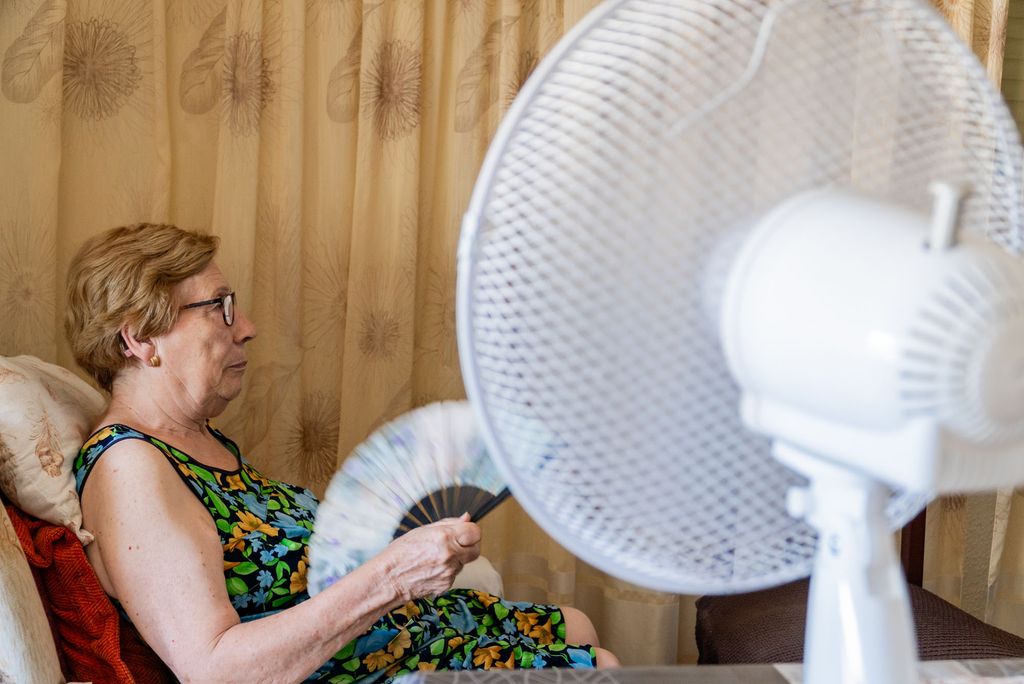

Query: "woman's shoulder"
<box><xmin>74</xmin><ymin>422</ymin><xmax>184</xmax><ymax>497</ymax></box>
<box><xmin>80</xmin><ymin>422</ymin><xmax>145</xmax><ymax>455</ymax></box>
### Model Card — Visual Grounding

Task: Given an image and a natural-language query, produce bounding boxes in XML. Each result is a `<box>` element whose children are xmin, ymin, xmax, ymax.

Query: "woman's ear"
<box><xmin>120</xmin><ymin>324</ymin><xmax>155</xmax><ymax>363</ymax></box>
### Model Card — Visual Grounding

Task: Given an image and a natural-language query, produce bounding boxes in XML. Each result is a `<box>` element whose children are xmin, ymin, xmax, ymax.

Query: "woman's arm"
<box><xmin>81</xmin><ymin>440</ymin><xmax>480</xmax><ymax>683</ymax></box>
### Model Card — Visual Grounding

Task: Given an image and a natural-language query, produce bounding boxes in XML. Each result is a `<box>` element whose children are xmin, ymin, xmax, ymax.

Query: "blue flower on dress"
<box><xmin>354</xmin><ymin>628</ymin><xmax>398</xmax><ymax>656</ymax></box>
<box><xmin>272</xmin><ymin>512</ymin><xmax>312</xmax><ymax>539</ymax></box>
<box><xmin>240</xmin><ymin>492</ymin><xmax>268</xmax><ymax>520</ymax></box>
<box><xmin>257</xmin><ymin>569</ymin><xmax>274</xmax><ymax>588</ymax></box>
<box><xmin>293</xmin><ymin>489</ymin><xmax>319</xmax><ymax>514</ymax></box>
<box><xmin>532</xmin><ymin>653</ymin><xmax>547</xmax><ymax>669</ymax></box>
<box><xmin>253</xmin><ymin>588</ymin><xmax>269</xmax><ymax>605</ymax></box>
<box><xmin>449</xmin><ymin>600</ymin><xmax>478</xmax><ymax>634</ymax></box>
<box><xmin>568</xmin><ymin>647</ymin><xmax>596</xmax><ymax>668</ymax></box>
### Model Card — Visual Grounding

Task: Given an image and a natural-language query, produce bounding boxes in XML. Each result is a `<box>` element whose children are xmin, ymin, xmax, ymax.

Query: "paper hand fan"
<box><xmin>307</xmin><ymin>401</ymin><xmax>510</xmax><ymax>596</ymax></box>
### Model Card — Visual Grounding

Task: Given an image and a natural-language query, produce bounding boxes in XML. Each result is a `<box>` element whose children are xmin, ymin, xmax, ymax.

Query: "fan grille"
<box><xmin>460</xmin><ymin>0</ymin><xmax>1022</xmax><ymax>593</ymax></box>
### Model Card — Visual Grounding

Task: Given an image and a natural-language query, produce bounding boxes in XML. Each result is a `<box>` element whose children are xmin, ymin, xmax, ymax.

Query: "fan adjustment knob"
<box><xmin>926</xmin><ymin>181</ymin><xmax>969</xmax><ymax>251</ymax></box>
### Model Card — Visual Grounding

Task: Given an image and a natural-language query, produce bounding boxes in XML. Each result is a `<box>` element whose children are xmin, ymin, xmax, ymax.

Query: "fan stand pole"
<box><xmin>776</xmin><ymin>444</ymin><xmax>918</xmax><ymax>684</ymax></box>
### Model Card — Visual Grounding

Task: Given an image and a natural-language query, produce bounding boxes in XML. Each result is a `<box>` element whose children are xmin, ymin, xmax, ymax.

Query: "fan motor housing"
<box><xmin>721</xmin><ymin>189</ymin><xmax>1024</xmax><ymax>492</ymax></box>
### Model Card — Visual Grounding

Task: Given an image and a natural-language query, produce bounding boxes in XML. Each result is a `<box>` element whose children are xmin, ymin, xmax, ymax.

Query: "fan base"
<box><xmin>778</xmin><ymin>443</ymin><xmax>917</xmax><ymax>684</ymax></box>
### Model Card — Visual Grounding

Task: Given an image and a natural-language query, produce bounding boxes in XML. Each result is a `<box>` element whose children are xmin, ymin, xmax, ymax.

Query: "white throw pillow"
<box><xmin>450</xmin><ymin>556</ymin><xmax>505</xmax><ymax>596</ymax></box>
<box><xmin>0</xmin><ymin>501</ymin><xmax>64</xmax><ymax>684</ymax></box>
<box><xmin>0</xmin><ymin>356</ymin><xmax>106</xmax><ymax>544</ymax></box>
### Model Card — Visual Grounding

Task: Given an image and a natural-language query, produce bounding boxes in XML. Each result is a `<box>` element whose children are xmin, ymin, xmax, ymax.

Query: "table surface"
<box><xmin>400</xmin><ymin>659</ymin><xmax>1024</xmax><ymax>683</ymax></box>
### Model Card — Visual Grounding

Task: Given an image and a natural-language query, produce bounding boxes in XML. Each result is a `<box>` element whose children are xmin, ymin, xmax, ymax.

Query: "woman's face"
<box><xmin>154</xmin><ymin>261</ymin><xmax>256</xmax><ymax>418</ymax></box>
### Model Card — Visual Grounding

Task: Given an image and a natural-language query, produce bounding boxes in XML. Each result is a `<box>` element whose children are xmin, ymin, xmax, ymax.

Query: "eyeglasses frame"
<box><xmin>181</xmin><ymin>291</ymin><xmax>236</xmax><ymax>326</ymax></box>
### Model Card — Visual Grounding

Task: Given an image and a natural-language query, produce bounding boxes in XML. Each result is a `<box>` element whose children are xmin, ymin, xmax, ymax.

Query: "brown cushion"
<box><xmin>119</xmin><ymin>616</ymin><xmax>177</xmax><ymax>684</ymax></box>
<box><xmin>696</xmin><ymin>578</ymin><xmax>1024</xmax><ymax>664</ymax></box>
<box><xmin>7</xmin><ymin>502</ymin><xmax>175</xmax><ymax>683</ymax></box>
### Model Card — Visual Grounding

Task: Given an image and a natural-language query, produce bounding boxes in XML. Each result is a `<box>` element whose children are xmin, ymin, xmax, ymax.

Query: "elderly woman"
<box><xmin>65</xmin><ymin>223</ymin><xmax>618</xmax><ymax>682</ymax></box>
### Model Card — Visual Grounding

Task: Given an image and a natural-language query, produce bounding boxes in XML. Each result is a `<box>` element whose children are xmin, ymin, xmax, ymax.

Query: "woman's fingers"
<box><xmin>427</xmin><ymin>516</ymin><xmax>481</xmax><ymax>549</ymax></box>
<box><xmin>453</xmin><ymin>521</ymin><xmax>481</xmax><ymax>548</ymax></box>
<box><xmin>455</xmin><ymin>538</ymin><xmax>480</xmax><ymax>561</ymax></box>
<box><xmin>429</xmin><ymin>513</ymin><xmax>471</xmax><ymax>527</ymax></box>
<box><xmin>377</xmin><ymin>516</ymin><xmax>485</xmax><ymax>600</ymax></box>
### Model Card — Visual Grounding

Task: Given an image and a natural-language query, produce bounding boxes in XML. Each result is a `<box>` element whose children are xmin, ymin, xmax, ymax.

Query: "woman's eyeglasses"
<box><xmin>181</xmin><ymin>292</ymin><xmax>236</xmax><ymax>326</ymax></box>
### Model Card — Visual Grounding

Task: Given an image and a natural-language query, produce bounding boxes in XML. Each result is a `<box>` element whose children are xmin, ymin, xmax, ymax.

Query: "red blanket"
<box><xmin>6</xmin><ymin>504</ymin><xmax>174</xmax><ymax>683</ymax></box>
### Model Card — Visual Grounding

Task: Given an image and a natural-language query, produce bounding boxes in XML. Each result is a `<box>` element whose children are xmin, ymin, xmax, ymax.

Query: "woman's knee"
<box><xmin>561</xmin><ymin>606</ymin><xmax>620</xmax><ymax>667</ymax></box>
<box><xmin>561</xmin><ymin>605</ymin><xmax>599</xmax><ymax>647</ymax></box>
<box><xmin>594</xmin><ymin>647</ymin><xmax>621</xmax><ymax>667</ymax></box>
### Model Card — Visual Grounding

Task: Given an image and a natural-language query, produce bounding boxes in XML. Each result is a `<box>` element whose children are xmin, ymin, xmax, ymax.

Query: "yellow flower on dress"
<box><xmin>236</xmin><ymin>510</ymin><xmax>278</xmax><ymax>537</ymax></box>
<box><xmin>364</xmin><ymin>650</ymin><xmax>395</xmax><ymax>671</ymax></box>
<box><xmin>224</xmin><ymin>473</ymin><xmax>246</xmax><ymax>491</ymax></box>
<box><xmin>472</xmin><ymin>591</ymin><xmax>499</xmax><ymax>608</ymax></box>
<box><xmin>245</xmin><ymin>469</ymin><xmax>273</xmax><ymax>488</ymax></box>
<box><xmin>393</xmin><ymin>601</ymin><xmax>421</xmax><ymax>619</ymax></box>
<box><xmin>472</xmin><ymin>645</ymin><xmax>503</xmax><ymax>668</ymax></box>
<box><xmin>494</xmin><ymin>653</ymin><xmax>516</xmax><ymax>669</ymax></box>
<box><xmin>224</xmin><ymin>526</ymin><xmax>247</xmax><ymax>553</ymax></box>
<box><xmin>176</xmin><ymin>461</ymin><xmax>198</xmax><ymax>480</ymax></box>
<box><xmin>514</xmin><ymin>609</ymin><xmax>539</xmax><ymax>633</ymax></box>
<box><xmin>417</xmin><ymin>662</ymin><xmax>437</xmax><ymax>672</ymax></box>
<box><xmin>529</xmin><ymin>619</ymin><xmax>555</xmax><ymax>645</ymax></box>
<box><xmin>388</xmin><ymin>629</ymin><xmax>411</xmax><ymax>658</ymax></box>
<box><xmin>290</xmin><ymin>559</ymin><xmax>308</xmax><ymax>593</ymax></box>
<box><xmin>82</xmin><ymin>427</ymin><xmax>114</xmax><ymax>452</ymax></box>
<box><xmin>223</xmin><ymin>560</ymin><xmax>241</xmax><ymax>571</ymax></box>
<box><xmin>448</xmin><ymin>635</ymin><xmax>465</xmax><ymax>649</ymax></box>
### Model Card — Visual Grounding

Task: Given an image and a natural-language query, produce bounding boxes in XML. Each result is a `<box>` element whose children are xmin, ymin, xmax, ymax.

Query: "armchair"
<box><xmin>0</xmin><ymin>355</ymin><xmax>502</xmax><ymax>683</ymax></box>
<box><xmin>695</xmin><ymin>515</ymin><xmax>1024</xmax><ymax>664</ymax></box>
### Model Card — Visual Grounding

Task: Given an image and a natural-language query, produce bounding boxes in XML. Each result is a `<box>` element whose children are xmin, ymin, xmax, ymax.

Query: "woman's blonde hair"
<box><xmin>65</xmin><ymin>223</ymin><xmax>219</xmax><ymax>392</ymax></box>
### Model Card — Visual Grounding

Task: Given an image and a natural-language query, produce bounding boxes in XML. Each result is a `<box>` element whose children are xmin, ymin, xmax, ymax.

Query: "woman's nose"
<box><xmin>235</xmin><ymin>308</ymin><xmax>257</xmax><ymax>342</ymax></box>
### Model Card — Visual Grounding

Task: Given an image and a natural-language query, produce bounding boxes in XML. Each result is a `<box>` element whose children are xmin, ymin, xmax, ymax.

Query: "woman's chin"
<box><xmin>209</xmin><ymin>385</ymin><xmax>244</xmax><ymax>416</ymax></box>
<box><xmin>222</xmin><ymin>385</ymin><xmax>244</xmax><ymax>404</ymax></box>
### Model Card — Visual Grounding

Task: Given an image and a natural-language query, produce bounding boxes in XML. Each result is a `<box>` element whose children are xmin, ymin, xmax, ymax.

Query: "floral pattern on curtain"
<box><xmin>0</xmin><ymin>0</ymin><xmax>1016</xmax><ymax>665</ymax></box>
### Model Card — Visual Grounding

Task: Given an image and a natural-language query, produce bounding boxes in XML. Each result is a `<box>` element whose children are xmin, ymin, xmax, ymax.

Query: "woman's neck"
<box><xmin>105</xmin><ymin>374</ymin><xmax>209</xmax><ymax>440</ymax></box>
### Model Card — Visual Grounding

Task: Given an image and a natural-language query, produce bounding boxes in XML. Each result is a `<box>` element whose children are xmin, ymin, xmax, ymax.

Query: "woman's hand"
<box><xmin>375</xmin><ymin>513</ymin><xmax>482</xmax><ymax>603</ymax></box>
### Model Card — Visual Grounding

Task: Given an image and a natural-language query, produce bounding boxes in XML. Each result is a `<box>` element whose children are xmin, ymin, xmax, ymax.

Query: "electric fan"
<box><xmin>456</xmin><ymin>1</ymin><xmax>1024</xmax><ymax>683</ymax></box>
<box><xmin>307</xmin><ymin>401</ymin><xmax>510</xmax><ymax>596</ymax></box>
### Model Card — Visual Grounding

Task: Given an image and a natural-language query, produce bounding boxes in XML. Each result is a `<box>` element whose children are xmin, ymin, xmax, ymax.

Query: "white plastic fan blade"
<box><xmin>456</xmin><ymin>1</ymin><xmax>1024</xmax><ymax>683</ymax></box>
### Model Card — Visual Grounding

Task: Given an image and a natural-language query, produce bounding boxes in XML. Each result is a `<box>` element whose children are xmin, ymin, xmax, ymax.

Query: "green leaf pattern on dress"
<box><xmin>74</xmin><ymin>424</ymin><xmax>595</xmax><ymax>681</ymax></box>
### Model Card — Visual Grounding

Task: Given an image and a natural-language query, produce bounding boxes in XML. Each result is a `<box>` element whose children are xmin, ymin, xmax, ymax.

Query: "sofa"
<box><xmin>695</xmin><ymin>576</ymin><xmax>1024</xmax><ymax>665</ymax></box>
<box><xmin>0</xmin><ymin>355</ymin><xmax>502</xmax><ymax>683</ymax></box>
<box><xmin>694</xmin><ymin>509</ymin><xmax>1024</xmax><ymax>663</ymax></box>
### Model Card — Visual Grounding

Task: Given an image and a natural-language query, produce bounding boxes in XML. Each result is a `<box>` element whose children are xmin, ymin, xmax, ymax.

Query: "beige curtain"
<box><xmin>922</xmin><ymin>0</ymin><xmax>1024</xmax><ymax>637</ymax></box>
<box><xmin>0</xmin><ymin>0</ymin><xmax>1015</xmax><ymax>667</ymax></box>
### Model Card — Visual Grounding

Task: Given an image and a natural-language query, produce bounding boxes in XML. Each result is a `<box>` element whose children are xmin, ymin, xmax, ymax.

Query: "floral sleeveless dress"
<box><xmin>74</xmin><ymin>424</ymin><xmax>597</xmax><ymax>682</ymax></box>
